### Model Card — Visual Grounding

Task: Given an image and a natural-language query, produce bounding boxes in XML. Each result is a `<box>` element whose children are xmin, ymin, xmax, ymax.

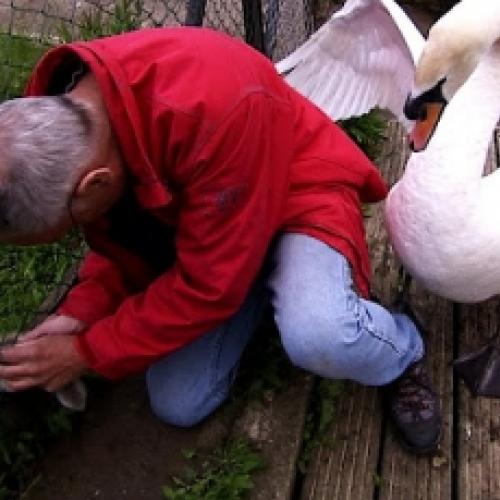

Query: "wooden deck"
<box><xmin>297</xmin><ymin>123</ymin><xmax>500</xmax><ymax>500</ymax></box>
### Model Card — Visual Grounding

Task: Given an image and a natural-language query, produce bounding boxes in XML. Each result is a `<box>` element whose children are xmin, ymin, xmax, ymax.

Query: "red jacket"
<box><xmin>25</xmin><ymin>28</ymin><xmax>388</xmax><ymax>379</ymax></box>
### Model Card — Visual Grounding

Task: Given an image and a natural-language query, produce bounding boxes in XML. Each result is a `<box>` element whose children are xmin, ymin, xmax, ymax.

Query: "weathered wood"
<box><xmin>233</xmin><ymin>369</ymin><xmax>314</xmax><ymax>500</ymax></box>
<box><xmin>377</xmin><ymin>124</ymin><xmax>454</xmax><ymax>500</ymax></box>
<box><xmin>378</xmin><ymin>283</ymin><xmax>453</xmax><ymax>500</ymax></box>
<box><xmin>456</xmin><ymin>136</ymin><xmax>500</xmax><ymax>500</ymax></box>
<box><xmin>300</xmin><ymin>382</ymin><xmax>381</xmax><ymax>500</ymax></box>
<box><xmin>457</xmin><ymin>300</ymin><xmax>500</xmax><ymax>500</ymax></box>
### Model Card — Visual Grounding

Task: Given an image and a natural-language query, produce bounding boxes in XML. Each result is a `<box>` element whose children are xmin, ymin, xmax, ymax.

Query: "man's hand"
<box><xmin>21</xmin><ymin>314</ymin><xmax>87</xmax><ymax>341</ymax></box>
<box><xmin>0</xmin><ymin>315</ymin><xmax>88</xmax><ymax>392</ymax></box>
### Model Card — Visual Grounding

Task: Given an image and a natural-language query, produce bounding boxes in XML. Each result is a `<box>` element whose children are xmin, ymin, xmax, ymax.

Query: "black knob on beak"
<box><xmin>404</xmin><ymin>94</ymin><xmax>427</xmax><ymax>121</ymax></box>
<box><xmin>404</xmin><ymin>78</ymin><xmax>447</xmax><ymax>121</ymax></box>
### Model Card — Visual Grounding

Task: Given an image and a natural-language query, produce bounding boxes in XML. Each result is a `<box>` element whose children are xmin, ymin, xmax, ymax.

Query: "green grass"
<box><xmin>231</xmin><ymin>316</ymin><xmax>292</xmax><ymax>405</ymax></box>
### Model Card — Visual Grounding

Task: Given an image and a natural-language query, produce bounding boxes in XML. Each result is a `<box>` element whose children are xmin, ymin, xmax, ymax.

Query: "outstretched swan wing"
<box><xmin>275</xmin><ymin>0</ymin><xmax>425</xmax><ymax>125</ymax></box>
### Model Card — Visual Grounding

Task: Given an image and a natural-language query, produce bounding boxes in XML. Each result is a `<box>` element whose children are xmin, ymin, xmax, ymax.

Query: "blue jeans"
<box><xmin>147</xmin><ymin>234</ymin><xmax>424</xmax><ymax>427</ymax></box>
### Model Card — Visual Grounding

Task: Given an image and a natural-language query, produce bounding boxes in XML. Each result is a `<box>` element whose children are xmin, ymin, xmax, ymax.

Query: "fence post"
<box><xmin>263</xmin><ymin>0</ymin><xmax>279</xmax><ymax>58</ymax></box>
<box><xmin>242</xmin><ymin>0</ymin><xmax>266</xmax><ymax>54</ymax></box>
<box><xmin>185</xmin><ymin>0</ymin><xmax>207</xmax><ymax>26</ymax></box>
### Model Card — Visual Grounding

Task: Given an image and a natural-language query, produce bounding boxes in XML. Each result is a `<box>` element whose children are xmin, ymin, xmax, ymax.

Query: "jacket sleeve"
<box><xmin>74</xmin><ymin>93</ymin><xmax>293</xmax><ymax>378</ymax></box>
<box><xmin>58</xmin><ymin>251</ymin><xmax>133</xmax><ymax>325</ymax></box>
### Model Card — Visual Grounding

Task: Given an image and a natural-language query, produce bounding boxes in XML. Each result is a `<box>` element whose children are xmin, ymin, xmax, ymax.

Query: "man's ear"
<box><xmin>74</xmin><ymin>167</ymin><xmax>113</xmax><ymax>199</ymax></box>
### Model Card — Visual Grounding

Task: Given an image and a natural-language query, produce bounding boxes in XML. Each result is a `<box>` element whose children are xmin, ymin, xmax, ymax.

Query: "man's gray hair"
<box><xmin>0</xmin><ymin>96</ymin><xmax>91</xmax><ymax>236</ymax></box>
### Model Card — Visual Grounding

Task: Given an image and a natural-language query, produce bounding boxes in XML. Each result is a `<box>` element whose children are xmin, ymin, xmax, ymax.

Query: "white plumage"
<box><xmin>385</xmin><ymin>38</ymin><xmax>500</xmax><ymax>302</ymax></box>
<box><xmin>276</xmin><ymin>0</ymin><xmax>500</xmax><ymax>304</ymax></box>
<box><xmin>275</xmin><ymin>0</ymin><xmax>425</xmax><ymax>127</ymax></box>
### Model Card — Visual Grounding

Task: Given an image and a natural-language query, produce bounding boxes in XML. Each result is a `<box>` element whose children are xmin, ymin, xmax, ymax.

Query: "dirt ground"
<box><xmin>26</xmin><ymin>375</ymin><xmax>235</xmax><ymax>500</ymax></box>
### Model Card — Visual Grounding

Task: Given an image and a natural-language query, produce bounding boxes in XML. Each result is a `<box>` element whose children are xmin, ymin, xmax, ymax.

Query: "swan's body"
<box><xmin>386</xmin><ymin>42</ymin><xmax>500</xmax><ymax>302</ymax></box>
<box><xmin>385</xmin><ymin>0</ymin><xmax>500</xmax><ymax>302</ymax></box>
<box><xmin>278</xmin><ymin>0</ymin><xmax>500</xmax><ymax>304</ymax></box>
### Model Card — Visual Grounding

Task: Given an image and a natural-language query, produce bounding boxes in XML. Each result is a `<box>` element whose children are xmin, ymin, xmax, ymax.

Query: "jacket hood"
<box><xmin>24</xmin><ymin>33</ymin><xmax>172</xmax><ymax>209</ymax></box>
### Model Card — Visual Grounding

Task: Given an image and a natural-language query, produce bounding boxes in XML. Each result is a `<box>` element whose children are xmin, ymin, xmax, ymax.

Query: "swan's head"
<box><xmin>404</xmin><ymin>0</ymin><xmax>496</xmax><ymax>151</ymax></box>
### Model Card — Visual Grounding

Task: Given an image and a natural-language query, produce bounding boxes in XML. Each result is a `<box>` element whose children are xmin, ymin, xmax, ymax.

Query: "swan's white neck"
<box><xmin>412</xmin><ymin>43</ymin><xmax>500</xmax><ymax>181</ymax></box>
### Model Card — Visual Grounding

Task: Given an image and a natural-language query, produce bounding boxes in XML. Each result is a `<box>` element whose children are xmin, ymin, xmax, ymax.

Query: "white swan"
<box><xmin>385</xmin><ymin>0</ymin><xmax>500</xmax><ymax>302</ymax></box>
<box><xmin>277</xmin><ymin>0</ymin><xmax>500</xmax><ymax>304</ymax></box>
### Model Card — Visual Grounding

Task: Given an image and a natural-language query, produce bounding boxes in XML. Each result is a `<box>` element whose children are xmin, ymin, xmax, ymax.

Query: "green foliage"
<box><xmin>0</xmin><ymin>34</ymin><xmax>48</xmax><ymax>99</ymax></box>
<box><xmin>58</xmin><ymin>0</ymin><xmax>144</xmax><ymax>42</ymax></box>
<box><xmin>163</xmin><ymin>440</ymin><xmax>265</xmax><ymax>500</ymax></box>
<box><xmin>339</xmin><ymin>110</ymin><xmax>387</xmax><ymax>160</ymax></box>
<box><xmin>298</xmin><ymin>379</ymin><xmax>344</xmax><ymax>473</ymax></box>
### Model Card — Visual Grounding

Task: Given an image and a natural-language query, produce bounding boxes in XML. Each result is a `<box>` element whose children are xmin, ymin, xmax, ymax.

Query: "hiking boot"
<box><xmin>384</xmin><ymin>357</ymin><xmax>442</xmax><ymax>454</ymax></box>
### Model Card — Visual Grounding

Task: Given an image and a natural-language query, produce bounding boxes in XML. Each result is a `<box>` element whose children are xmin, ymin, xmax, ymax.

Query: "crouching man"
<box><xmin>0</xmin><ymin>27</ymin><xmax>441</xmax><ymax>454</ymax></box>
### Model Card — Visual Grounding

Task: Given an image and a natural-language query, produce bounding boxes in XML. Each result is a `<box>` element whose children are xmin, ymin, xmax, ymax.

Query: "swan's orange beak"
<box><xmin>408</xmin><ymin>102</ymin><xmax>445</xmax><ymax>152</ymax></box>
<box><xmin>404</xmin><ymin>79</ymin><xmax>448</xmax><ymax>152</ymax></box>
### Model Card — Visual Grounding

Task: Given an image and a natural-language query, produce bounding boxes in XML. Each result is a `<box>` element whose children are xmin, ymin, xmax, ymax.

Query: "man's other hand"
<box><xmin>0</xmin><ymin>315</ymin><xmax>88</xmax><ymax>392</ymax></box>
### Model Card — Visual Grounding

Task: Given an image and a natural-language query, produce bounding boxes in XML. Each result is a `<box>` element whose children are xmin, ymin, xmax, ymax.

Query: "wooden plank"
<box><xmin>378</xmin><ymin>126</ymin><xmax>453</xmax><ymax>500</ymax></box>
<box><xmin>300</xmin><ymin>121</ymin><xmax>404</xmax><ymax>500</ymax></box>
<box><xmin>456</xmin><ymin>134</ymin><xmax>500</xmax><ymax>500</ymax></box>
<box><xmin>300</xmin><ymin>382</ymin><xmax>381</xmax><ymax>500</ymax></box>
<box><xmin>457</xmin><ymin>300</ymin><xmax>500</xmax><ymax>500</ymax></box>
<box><xmin>378</xmin><ymin>282</ymin><xmax>453</xmax><ymax>500</ymax></box>
<box><xmin>233</xmin><ymin>368</ymin><xmax>314</xmax><ymax>500</ymax></box>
